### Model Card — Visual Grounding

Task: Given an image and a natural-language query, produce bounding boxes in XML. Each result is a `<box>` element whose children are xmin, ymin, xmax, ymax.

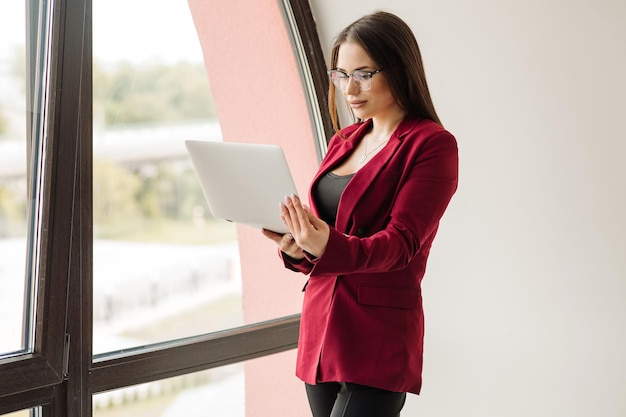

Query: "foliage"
<box><xmin>0</xmin><ymin>109</ymin><xmax>8</xmax><ymax>137</ymax></box>
<box><xmin>93</xmin><ymin>160</ymin><xmax>143</xmax><ymax>225</ymax></box>
<box><xmin>90</xmin><ymin>61</ymin><xmax>221</xmax><ymax>241</ymax></box>
<box><xmin>93</xmin><ymin>159</ymin><xmax>232</xmax><ymax>243</ymax></box>
<box><xmin>93</xmin><ymin>61</ymin><xmax>217</xmax><ymax>126</ymax></box>
<box><xmin>0</xmin><ymin>186</ymin><xmax>26</xmax><ymax>237</ymax></box>
<box><xmin>1</xmin><ymin>55</ymin><xmax>229</xmax><ymax>242</ymax></box>
<box><xmin>2</xmin><ymin>51</ymin><xmax>215</xmax><ymax>134</ymax></box>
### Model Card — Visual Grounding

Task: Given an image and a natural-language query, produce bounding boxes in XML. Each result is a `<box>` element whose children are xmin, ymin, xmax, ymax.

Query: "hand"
<box><xmin>279</xmin><ymin>194</ymin><xmax>330</xmax><ymax>259</ymax></box>
<box><xmin>261</xmin><ymin>228</ymin><xmax>305</xmax><ymax>260</ymax></box>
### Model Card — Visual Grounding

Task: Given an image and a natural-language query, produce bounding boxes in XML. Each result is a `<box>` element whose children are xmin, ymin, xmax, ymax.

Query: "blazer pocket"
<box><xmin>357</xmin><ymin>284</ymin><xmax>420</xmax><ymax>310</ymax></box>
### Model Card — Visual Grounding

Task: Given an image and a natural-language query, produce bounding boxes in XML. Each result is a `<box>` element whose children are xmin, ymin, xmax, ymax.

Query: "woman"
<box><xmin>263</xmin><ymin>11</ymin><xmax>458</xmax><ymax>417</ymax></box>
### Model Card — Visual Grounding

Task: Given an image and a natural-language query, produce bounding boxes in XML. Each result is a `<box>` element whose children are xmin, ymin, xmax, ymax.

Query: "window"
<box><xmin>0</xmin><ymin>0</ymin><xmax>50</xmax><ymax>358</ymax></box>
<box><xmin>0</xmin><ymin>1</ymin><xmax>327</xmax><ymax>415</ymax></box>
<box><xmin>91</xmin><ymin>0</ymin><xmax>242</xmax><ymax>356</ymax></box>
<box><xmin>92</xmin><ymin>364</ymin><xmax>243</xmax><ymax>416</ymax></box>
<box><xmin>2</xmin><ymin>410</ymin><xmax>37</xmax><ymax>417</ymax></box>
<box><xmin>0</xmin><ymin>0</ymin><xmax>77</xmax><ymax>414</ymax></box>
<box><xmin>0</xmin><ymin>1</ymin><xmax>29</xmax><ymax>357</ymax></box>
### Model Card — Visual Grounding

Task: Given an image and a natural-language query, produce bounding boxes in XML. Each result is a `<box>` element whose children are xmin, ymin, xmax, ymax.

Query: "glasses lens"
<box><xmin>329</xmin><ymin>71</ymin><xmax>346</xmax><ymax>88</ymax></box>
<box><xmin>353</xmin><ymin>71</ymin><xmax>372</xmax><ymax>90</ymax></box>
<box><xmin>328</xmin><ymin>70</ymin><xmax>374</xmax><ymax>90</ymax></box>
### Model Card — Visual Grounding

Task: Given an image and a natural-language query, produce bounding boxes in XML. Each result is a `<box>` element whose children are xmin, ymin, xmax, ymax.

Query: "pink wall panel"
<box><xmin>188</xmin><ymin>0</ymin><xmax>319</xmax><ymax>415</ymax></box>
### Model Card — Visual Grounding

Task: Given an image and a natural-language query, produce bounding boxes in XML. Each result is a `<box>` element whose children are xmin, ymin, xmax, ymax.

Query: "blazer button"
<box><xmin>356</xmin><ymin>226</ymin><xmax>368</xmax><ymax>237</ymax></box>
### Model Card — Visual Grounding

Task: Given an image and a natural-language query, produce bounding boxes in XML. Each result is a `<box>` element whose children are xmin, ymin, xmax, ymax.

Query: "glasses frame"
<box><xmin>327</xmin><ymin>68</ymin><xmax>383</xmax><ymax>91</ymax></box>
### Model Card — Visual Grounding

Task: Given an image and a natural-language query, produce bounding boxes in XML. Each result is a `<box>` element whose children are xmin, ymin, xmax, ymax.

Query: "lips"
<box><xmin>349</xmin><ymin>100</ymin><xmax>367</xmax><ymax>109</ymax></box>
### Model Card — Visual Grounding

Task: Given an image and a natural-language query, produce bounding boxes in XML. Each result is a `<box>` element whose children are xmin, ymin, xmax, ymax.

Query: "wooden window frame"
<box><xmin>0</xmin><ymin>0</ymin><xmax>326</xmax><ymax>415</ymax></box>
<box><xmin>0</xmin><ymin>0</ymin><xmax>86</xmax><ymax>413</ymax></box>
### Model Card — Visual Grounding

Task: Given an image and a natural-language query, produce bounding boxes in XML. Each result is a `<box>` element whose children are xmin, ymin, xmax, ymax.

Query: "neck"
<box><xmin>369</xmin><ymin>110</ymin><xmax>407</xmax><ymax>141</ymax></box>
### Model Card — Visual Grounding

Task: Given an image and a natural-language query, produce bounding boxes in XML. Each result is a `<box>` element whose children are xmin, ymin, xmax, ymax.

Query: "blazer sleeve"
<box><xmin>276</xmin><ymin>126</ymin><xmax>359</xmax><ymax>276</ymax></box>
<box><xmin>309</xmin><ymin>131</ymin><xmax>458</xmax><ymax>277</ymax></box>
<box><xmin>279</xmin><ymin>249</ymin><xmax>315</xmax><ymax>274</ymax></box>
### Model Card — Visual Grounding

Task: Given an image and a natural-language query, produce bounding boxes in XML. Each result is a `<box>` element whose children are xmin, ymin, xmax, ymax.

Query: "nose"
<box><xmin>343</xmin><ymin>75</ymin><xmax>360</xmax><ymax>95</ymax></box>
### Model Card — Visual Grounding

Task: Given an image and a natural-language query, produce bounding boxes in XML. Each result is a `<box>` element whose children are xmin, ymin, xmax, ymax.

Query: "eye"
<box><xmin>353</xmin><ymin>71</ymin><xmax>372</xmax><ymax>81</ymax></box>
<box><xmin>328</xmin><ymin>70</ymin><xmax>348</xmax><ymax>84</ymax></box>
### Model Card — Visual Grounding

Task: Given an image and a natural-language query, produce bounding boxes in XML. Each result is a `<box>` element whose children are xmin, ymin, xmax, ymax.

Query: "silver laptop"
<box><xmin>185</xmin><ymin>140</ymin><xmax>298</xmax><ymax>234</ymax></box>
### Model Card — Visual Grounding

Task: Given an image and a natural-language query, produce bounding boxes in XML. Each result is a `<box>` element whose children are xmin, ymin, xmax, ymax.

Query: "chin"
<box><xmin>352</xmin><ymin>110</ymin><xmax>371</xmax><ymax>121</ymax></box>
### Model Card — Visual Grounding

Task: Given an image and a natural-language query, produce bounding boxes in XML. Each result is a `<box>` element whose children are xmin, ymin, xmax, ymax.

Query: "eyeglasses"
<box><xmin>327</xmin><ymin>69</ymin><xmax>383</xmax><ymax>91</ymax></box>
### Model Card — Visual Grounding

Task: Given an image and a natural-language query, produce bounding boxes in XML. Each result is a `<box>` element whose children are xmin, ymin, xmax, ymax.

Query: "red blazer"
<box><xmin>282</xmin><ymin>117</ymin><xmax>458</xmax><ymax>394</ymax></box>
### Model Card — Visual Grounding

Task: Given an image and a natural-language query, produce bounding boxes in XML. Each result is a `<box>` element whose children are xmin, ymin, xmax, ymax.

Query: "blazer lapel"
<box><xmin>310</xmin><ymin>117</ymin><xmax>420</xmax><ymax>233</ymax></box>
<box><xmin>335</xmin><ymin>117</ymin><xmax>419</xmax><ymax>233</ymax></box>
<box><xmin>334</xmin><ymin>136</ymin><xmax>402</xmax><ymax>232</ymax></box>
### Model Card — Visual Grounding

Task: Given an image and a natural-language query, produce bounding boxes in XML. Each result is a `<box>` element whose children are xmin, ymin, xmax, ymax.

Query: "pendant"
<box><xmin>358</xmin><ymin>155</ymin><xmax>366</xmax><ymax>164</ymax></box>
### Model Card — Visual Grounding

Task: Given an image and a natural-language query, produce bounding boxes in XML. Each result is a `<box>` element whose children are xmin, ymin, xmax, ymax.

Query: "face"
<box><xmin>335</xmin><ymin>41</ymin><xmax>402</xmax><ymax>122</ymax></box>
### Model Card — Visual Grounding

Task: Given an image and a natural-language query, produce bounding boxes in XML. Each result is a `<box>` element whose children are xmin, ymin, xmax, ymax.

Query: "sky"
<box><xmin>0</xmin><ymin>2</ymin><xmax>25</xmax><ymax>62</ymax></box>
<box><xmin>0</xmin><ymin>1</ymin><xmax>204</xmax><ymax>66</ymax></box>
<box><xmin>92</xmin><ymin>0</ymin><xmax>204</xmax><ymax>65</ymax></box>
<box><xmin>0</xmin><ymin>1</ymin><xmax>207</xmax><ymax>139</ymax></box>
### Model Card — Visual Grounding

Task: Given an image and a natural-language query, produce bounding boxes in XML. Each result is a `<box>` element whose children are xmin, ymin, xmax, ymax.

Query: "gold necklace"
<box><xmin>359</xmin><ymin>136</ymin><xmax>389</xmax><ymax>164</ymax></box>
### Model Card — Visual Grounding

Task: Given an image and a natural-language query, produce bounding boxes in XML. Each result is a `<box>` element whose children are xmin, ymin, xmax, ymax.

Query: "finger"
<box><xmin>279</xmin><ymin>233</ymin><xmax>293</xmax><ymax>250</ymax></box>
<box><xmin>280</xmin><ymin>201</ymin><xmax>295</xmax><ymax>232</ymax></box>
<box><xmin>301</xmin><ymin>203</ymin><xmax>320</xmax><ymax>226</ymax></box>
<box><xmin>306</xmin><ymin>211</ymin><xmax>325</xmax><ymax>230</ymax></box>
<box><xmin>289</xmin><ymin>194</ymin><xmax>310</xmax><ymax>231</ymax></box>
<box><xmin>262</xmin><ymin>228</ymin><xmax>282</xmax><ymax>244</ymax></box>
<box><xmin>263</xmin><ymin>228</ymin><xmax>284</xmax><ymax>244</ymax></box>
<box><xmin>281</xmin><ymin>232</ymin><xmax>306</xmax><ymax>259</ymax></box>
<box><xmin>291</xmin><ymin>194</ymin><xmax>305</xmax><ymax>210</ymax></box>
<box><xmin>283</xmin><ymin>197</ymin><xmax>302</xmax><ymax>235</ymax></box>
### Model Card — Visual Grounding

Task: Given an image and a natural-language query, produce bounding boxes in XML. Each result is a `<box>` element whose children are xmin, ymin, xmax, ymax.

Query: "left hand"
<box><xmin>280</xmin><ymin>194</ymin><xmax>330</xmax><ymax>258</ymax></box>
<box><xmin>261</xmin><ymin>229</ymin><xmax>305</xmax><ymax>260</ymax></box>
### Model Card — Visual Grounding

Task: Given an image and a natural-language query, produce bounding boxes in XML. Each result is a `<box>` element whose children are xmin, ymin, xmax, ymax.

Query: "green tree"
<box><xmin>135</xmin><ymin>163</ymin><xmax>211</xmax><ymax>221</ymax></box>
<box><xmin>93</xmin><ymin>159</ymin><xmax>142</xmax><ymax>230</ymax></box>
<box><xmin>93</xmin><ymin>61</ymin><xmax>217</xmax><ymax>126</ymax></box>
<box><xmin>93</xmin><ymin>159</ymin><xmax>214</xmax><ymax>240</ymax></box>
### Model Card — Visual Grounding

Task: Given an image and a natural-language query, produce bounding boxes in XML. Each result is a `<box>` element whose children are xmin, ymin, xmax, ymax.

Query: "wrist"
<box><xmin>282</xmin><ymin>251</ymin><xmax>305</xmax><ymax>263</ymax></box>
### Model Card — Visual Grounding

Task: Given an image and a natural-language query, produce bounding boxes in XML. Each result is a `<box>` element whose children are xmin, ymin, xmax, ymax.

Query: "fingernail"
<box><xmin>284</xmin><ymin>195</ymin><xmax>291</xmax><ymax>204</ymax></box>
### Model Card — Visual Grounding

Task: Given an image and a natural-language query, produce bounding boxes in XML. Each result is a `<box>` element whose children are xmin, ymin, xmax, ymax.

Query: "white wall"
<box><xmin>310</xmin><ymin>0</ymin><xmax>626</xmax><ymax>415</ymax></box>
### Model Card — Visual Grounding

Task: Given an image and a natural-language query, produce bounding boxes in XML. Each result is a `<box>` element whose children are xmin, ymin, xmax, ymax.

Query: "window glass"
<box><xmin>92</xmin><ymin>0</ymin><xmax>241</xmax><ymax>355</ymax></box>
<box><xmin>2</xmin><ymin>410</ymin><xmax>34</xmax><ymax>417</ymax></box>
<box><xmin>0</xmin><ymin>0</ymin><xmax>27</xmax><ymax>357</ymax></box>
<box><xmin>93</xmin><ymin>351</ymin><xmax>303</xmax><ymax>417</ymax></box>
<box><xmin>0</xmin><ymin>1</ymin><xmax>50</xmax><ymax>356</ymax></box>
<box><xmin>93</xmin><ymin>363</ymin><xmax>244</xmax><ymax>416</ymax></box>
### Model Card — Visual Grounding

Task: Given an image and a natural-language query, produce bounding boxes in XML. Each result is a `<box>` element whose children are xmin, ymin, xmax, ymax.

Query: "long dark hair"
<box><xmin>328</xmin><ymin>11</ymin><xmax>442</xmax><ymax>132</ymax></box>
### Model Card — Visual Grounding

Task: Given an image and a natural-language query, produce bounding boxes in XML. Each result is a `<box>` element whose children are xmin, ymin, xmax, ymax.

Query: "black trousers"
<box><xmin>305</xmin><ymin>382</ymin><xmax>407</xmax><ymax>417</ymax></box>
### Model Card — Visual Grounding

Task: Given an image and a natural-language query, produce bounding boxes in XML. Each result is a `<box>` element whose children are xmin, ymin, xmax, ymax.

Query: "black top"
<box><xmin>312</xmin><ymin>171</ymin><xmax>355</xmax><ymax>226</ymax></box>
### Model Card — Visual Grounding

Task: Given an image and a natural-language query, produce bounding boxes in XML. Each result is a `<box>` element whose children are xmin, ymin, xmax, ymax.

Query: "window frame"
<box><xmin>0</xmin><ymin>0</ymin><xmax>86</xmax><ymax>413</ymax></box>
<box><xmin>0</xmin><ymin>0</ymin><xmax>327</xmax><ymax>415</ymax></box>
<box><xmin>280</xmin><ymin>0</ymin><xmax>334</xmax><ymax>156</ymax></box>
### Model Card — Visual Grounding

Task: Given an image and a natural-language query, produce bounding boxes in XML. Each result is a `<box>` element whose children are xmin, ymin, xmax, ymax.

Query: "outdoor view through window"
<box><xmin>0</xmin><ymin>2</ymin><xmax>45</xmax><ymax>357</ymax></box>
<box><xmin>92</xmin><ymin>0</ymin><xmax>241</xmax><ymax>353</ymax></box>
<box><xmin>0</xmin><ymin>2</ymin><xmax>27</xmax><ymax>356</ymax></box>
<box><xmin>92</xmin><ymin>1</ymin><xmax>243</xmax><ymax>414</ymax></box>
